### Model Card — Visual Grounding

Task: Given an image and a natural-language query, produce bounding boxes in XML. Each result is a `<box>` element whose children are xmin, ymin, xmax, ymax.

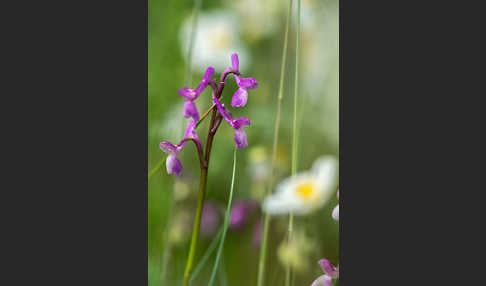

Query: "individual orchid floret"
<box><xmin>212</xmin><ymin>96</ymin><xmax>250</xmax><ymax>149</ymax></box>
<box><xmin>231</xmin><ymin>75</ymin><xmax>258</xmax><ymax>107</ymax></box>
<box><xmin>159</xmin><ymin>119</ymin><xmax>201</xmax><ymax>176</ymax></box>
<box><xmin>311</xmin><ymin>259</ymin><xmax>339</xmax><ymax>286</ymax></box>
<box><xmin>262</xmin><ymin>156</ymin><xmax>338</xmax><ymax>215</ymax></box>
<box><xmin>332</xmin><ymin>190</ymin><xmax>339</xmax><ymax>221</ymax></box>
<box><xmin>178</xmin><ymin>66</ymin><xmax>215</xmax><ymax>121</ymax></box>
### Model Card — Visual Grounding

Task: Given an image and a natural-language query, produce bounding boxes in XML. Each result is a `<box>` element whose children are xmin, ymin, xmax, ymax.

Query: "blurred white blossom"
<box><xmin>179</xmin><ymin>10</ymin><xmax>250</xmax><ymax>72</ymax></box>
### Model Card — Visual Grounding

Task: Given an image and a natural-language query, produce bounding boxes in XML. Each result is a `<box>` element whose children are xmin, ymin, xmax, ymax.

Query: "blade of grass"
<box><xmin>208</xmin><ymin>148</ymin><xmax>237</xmax><ymax>286</ymax></box>
<box><xmin>286</xmin><ymin>0</ymin><xmax>301</xmax><ymax>285</ymax></box>
<box><xmin>256</xmin><ymin>0</ymin><xmax>293</xmax><ymax>285</ymax></box>
<box><xmin>189</xmin><ymin>226</ymin><xmax>223</xmax><ymax>284</ymax></box>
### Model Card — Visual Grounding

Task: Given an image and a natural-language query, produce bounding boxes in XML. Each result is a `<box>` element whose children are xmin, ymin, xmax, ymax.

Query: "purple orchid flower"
<box><xmin>178</xmin><ymin>66</ymin><xmax>215</xmax><ymax>121</ymax></box>
<box><xmin>227</xmin><ymin>54</ymin><xmax>258</xmax><ymax>108</ymax></box>
<box><xmin>212</xmin><ymin>95</ymin><xmax>250</xmax><ymax>149</ymax></box>
<box><xmin>159</xmin><ymin>119</ymin><xmax>201</xmax><ymax>176</ymax></box>
<box><xmin>311</xmin><ymin>259</ymin><xmax>339</xmax><ymax>286</ymax></box>
<box><xmin>332</xmin><ymin>190</ymin><xmax>339</xmax><ymax>221</ymax></box>
<box><xmin>229</xmin><ymin>199</ymin><xmax>258</xmax><ymax>230</ymax></box>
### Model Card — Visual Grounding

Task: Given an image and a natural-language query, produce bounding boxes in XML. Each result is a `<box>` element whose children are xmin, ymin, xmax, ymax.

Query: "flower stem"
<box><xmin>286</xmin><ymin>0</ymin><xmax>301</xmax><ymax>285</ymax></box>
<box><xmin>256</xmin><ymin>0</ymin><xmax>293</xmax><ymax>286</ymax></box>
<box><xmin>208</xmin><ymin>147</ymin><xmax>237</xmax><ymax>286</ymax></box>
<box><xmin>182</xmin><ymin>167</ymin><xmax>208</xmax><ymax>286</ymax></box>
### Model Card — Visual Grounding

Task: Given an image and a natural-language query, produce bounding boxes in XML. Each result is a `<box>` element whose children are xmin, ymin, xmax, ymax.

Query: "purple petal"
<box><xmin>183</xmin><ymin>100</ymin><xmax>199</xmax><ymax>121</ymax></box>
<box><xmin>231</xmin><ymin>88</ymin><xmax>248</xmax><ymax>107</ymax></box>
<box><xmin>159</xmin><ymin>141</ymin><xmax>179</xmax><ymax>154</ymax></box>
<box><xmin>332</xmin><ymin>204</ymin><xmax>339</xmax><ymax>221</ymax></box>
<box><xmin>311</xmin><ymin>274</ymin><xmax>333</xmax><ymax>286</ymax></box>
<box><xmin>213</xmin><ymin>96</ymin><xmax>233</xmax><ymax>124</ymax></box>
<box><xmin>166</xmin><ymin>154</ymin><xmax>182</xmax><ymax>176</ymax></box>
<box><xmin>178</xmin><ymin>87</ymin><xmax>198</xmax><ymax>100</ymax></box>
<box><xmin>196</xmin><ymin>66</ymin><xmax>215</xmax><ymax>93</ymax></box>
<box><xmin>236</xmin><ymin>76</ymin><xmax>258</xmax><ymax>89</ymax></box>
<box><xmin>202</xmin><ymin>66</ymin><xmax>215</xmax><ymax>83</ymax></box>
<box><xmin>231</xmin><ymin>117</ymin><xmax>250</xmax><ymax>130</ymax></box>
<box><xmin>231</xmin><ymin>53</ymin><xmax>239</xmax><ymax>71</ymax></box>
<box><xmin>318</xmin><ymin>259</ymin><xmax>338</xmax><ymax>278</ymax></box>
<box><xmin>234</xmin><ymin>128</ymin><xmax>248</xmax><ymax>149</ymax></box>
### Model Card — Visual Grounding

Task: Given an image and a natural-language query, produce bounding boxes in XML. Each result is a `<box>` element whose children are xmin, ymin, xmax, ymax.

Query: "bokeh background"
<box><xmin>149</xmin><ymin>0</ymin><xmax>339</xmax><ymax>285</ymax></box>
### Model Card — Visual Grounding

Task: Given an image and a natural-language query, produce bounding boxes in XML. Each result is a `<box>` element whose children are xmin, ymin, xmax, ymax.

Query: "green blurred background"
<box><xmin>149</xmin><ymin>0</ymin><xmax>339</xmax><ymax>285</ymax></box>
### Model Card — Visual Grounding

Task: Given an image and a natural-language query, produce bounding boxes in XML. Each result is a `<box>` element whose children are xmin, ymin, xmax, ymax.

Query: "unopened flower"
<box><xmin>262</xmin><ymin>156</ymin><xmax>338</xmax><ymax>215</ymax></box>
<box><xmin>332</xmin><ymin>190</ymin><xmax>339</xmax><ymax>221</ymax></box>
<box><xmin>159</xmin><ymin>119</ymin><xmax>201</xmax><ymax>176</ymax></box>
<box><xmin>311</xmin><ymin>258</ymin><xmax>339</xmax><ymax>286</ymax></box>
<box><xmin>228</xmin><ymin>53</ymin><xmax>258</xmax><ymax>107</ymax></box>
<box><xmin>212</xmin><ymin>96</ymin><xmax>250</xmax><ymax>149</ymax></box>
<box><xmin>229</xmin><ymin>199</ymin><xmax>258</xmax><ymax>229</ymax></box>
<box><xmin>178</xmin><ymin>66</ymin><xmax>215</xmax><ymax>121</ymax></box>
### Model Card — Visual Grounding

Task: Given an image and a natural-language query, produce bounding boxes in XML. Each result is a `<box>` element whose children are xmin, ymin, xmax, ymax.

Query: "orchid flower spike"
<box><xmin>311</xmin><ymin>259</ymin><xmax>339</xmax><ymax>286</ymax></box>
<box><xmin>159</xmin><ymin>120</ymin><xmax>201</xmax><ymax>176</ymax></box>
<box><xmin>178</xmin><ymin>66</ymin><xmax>215</xmax><ymax>121</ymax></box>
<box><xmin>227</xmin><ymin>53</ymin><xmax>258</xmax><ymax>108</ymax></box>
<box><xmin>213</xmin><ymin>95</ymin><xmax>250</xmax><ymax>148</ymax></box>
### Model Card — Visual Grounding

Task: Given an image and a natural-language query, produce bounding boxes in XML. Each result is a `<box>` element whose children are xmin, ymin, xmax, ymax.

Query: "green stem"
<box><xmin>189</xmin><ymin>226</ymin><xmax>223</xmax><ymax>284</ymax></box>
<box><xmin>182</xmin><ymin>167</ymin><xmax>208</xmax><ymax>286</ymax></box>
<box><xmin>286</xmin><ymin>0</ymin><xmax>301</xmax><ymax>285</ymax></box>
<box><xmin>208</xmin><ymin>148</ymin><xmax>237</xmax><ymax>286</ymax></box>
<box><xmin>256</xmin><ymin>1</ymin><xmax>293</xmax><ymax>286</ymax></box>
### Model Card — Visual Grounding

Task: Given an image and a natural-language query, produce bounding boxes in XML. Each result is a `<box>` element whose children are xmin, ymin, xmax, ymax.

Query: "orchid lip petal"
<box><xmin>234</xmin><ymin>128</ymin><xmax>248</xmax><ymax>149</ymax></box>
<box><xmin>231</xmin><ymin>88</ymin><xmax>248</xmax><ymax>107</ymax></box>
<box><xmin>166</xmin><ymin>154</ymin><xmax>182</xmax><ymax>176</ymax></box>
<box><xmin>183</xmin><ymin>100</ymin><xmax>199</xmax><ymax>121</ymax></box>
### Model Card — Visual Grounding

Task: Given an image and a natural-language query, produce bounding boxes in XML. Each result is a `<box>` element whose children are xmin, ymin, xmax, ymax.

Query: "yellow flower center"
<box><xmin>296</xmin><ymin>181</ymin><xmax>316</xmax><ymax>200</ymax></box>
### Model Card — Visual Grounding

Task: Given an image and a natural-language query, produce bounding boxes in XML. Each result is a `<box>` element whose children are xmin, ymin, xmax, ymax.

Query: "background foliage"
<box><xmin>149</xmin><ymin>0</ymin><xmax>338</xmax><ymax>285</ymax></box>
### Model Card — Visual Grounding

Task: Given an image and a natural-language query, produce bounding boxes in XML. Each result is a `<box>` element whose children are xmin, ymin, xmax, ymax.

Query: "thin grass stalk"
<box><xmin>256</xmin><ymin>0</ymin><xmax>293</xmax><ymax>285</ymax></box>
<box><xmin>208</xmin><ymin>148</ymin><xmax>237</xmax><ymax>286</ymax></box>
<box><xmin>286</xmin><ymin>0</ymin><xmax>301</xmax><ymax>285</ymax></box>
<box><xmin>189</xmin><ymin>226</ymin><xmax>223</xmax><ymax>284</ymax></box>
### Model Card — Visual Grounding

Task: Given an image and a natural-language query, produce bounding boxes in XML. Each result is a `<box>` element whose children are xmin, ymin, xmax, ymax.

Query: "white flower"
<box><xmin>179</xmin><ymin>9</ymin><xmax>250</xmax><ymax>72</ymax></box>
<box><xmin>262</xmin><ymin>156</ymin><xmax>338</xmax><ymax>215</ymax></box>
